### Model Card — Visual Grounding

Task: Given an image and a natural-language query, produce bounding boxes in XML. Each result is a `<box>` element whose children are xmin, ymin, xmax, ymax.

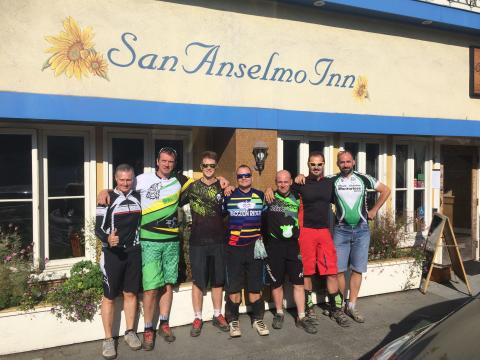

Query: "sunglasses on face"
<box><xmin>237</xmin><ymin>173</ymin><xmax>252</xmax><ymax>179</ymax></box>
<box><xmin>201</xmin><ymin>163</ymin><xmax>217</xmax><ymax>169</ymax></box>
<box><xmin>309</xmin><ymin>162</ymin><xmax>325</xmax><ymax>167</ymax></box>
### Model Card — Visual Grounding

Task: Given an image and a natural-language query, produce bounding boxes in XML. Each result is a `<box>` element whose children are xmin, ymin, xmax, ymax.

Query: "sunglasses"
<box><xmin>158</xmin><ymin>146</ymin><xmax>177</xmax><ymax>158</ymax></box>
<box><xmin>201</xmin><ymin>163</ymin><xmax>217</xmax><ymax>169</ymax></box>
<box><xmin>237</xmin><ymin>173</ymin><xmax>252</xmax><ymax>179</ymax></box>
<box><xmin>309</xmin><ymin>162</ymin><xmax>325</xmax><ymax>167</ymax></box>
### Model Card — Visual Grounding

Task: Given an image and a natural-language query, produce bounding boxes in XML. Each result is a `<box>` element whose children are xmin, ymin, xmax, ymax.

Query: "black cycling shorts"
<box><xmin>190</xmin><ymin>243</ymin><xmax>225</xmax><ymax>290</ymax></box>
<box><xmin>266</xmin><ymin>239</ymin><xmax>304</xmax><ymax>288</ymax></box>
<box><xmin>224</xmin><ymin>242</ymin><xmax>264</xmax><ymax>294</ymax></box>
<box><xmin>100</xmin><ymin>247</ymin><xmax>141</xmax><ymax>299</ymax></box>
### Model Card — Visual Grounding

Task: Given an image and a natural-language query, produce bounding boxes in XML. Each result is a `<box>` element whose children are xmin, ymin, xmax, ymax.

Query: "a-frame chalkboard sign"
<box><xmin>420</xmin><ymin>213</ymin><xmax>472</xmax><ymax>295</ymax></box>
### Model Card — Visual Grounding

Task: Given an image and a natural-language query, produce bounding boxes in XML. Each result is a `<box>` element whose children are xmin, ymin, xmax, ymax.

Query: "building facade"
<box><xmin>1</xmin><ymin>0</ymin><xmax>480</xmax><ymax>278</ymax></box>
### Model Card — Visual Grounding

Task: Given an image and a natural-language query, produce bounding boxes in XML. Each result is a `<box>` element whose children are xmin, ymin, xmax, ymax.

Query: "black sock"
<box><xmin>226</xmin><ymin>297</ymin><xmax>240</xmax><ymax>322</ymax></box>
<box><xmin>160</xmin><ymin>319</ymin><xmax>169</xmax><ymax>326</ymax></box>
<box><xmin>251</xmin><ymin>298</ymin><xmax>265</xmax><ymax>321</ymax></box>
<box><xmin>328</xmin><ymin>291</ymin><xmax>343</xmax><ymax>312</ymax></box>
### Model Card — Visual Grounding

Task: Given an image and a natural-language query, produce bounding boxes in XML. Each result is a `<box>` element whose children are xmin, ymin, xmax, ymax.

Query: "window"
<box><xmin>393</xmin><ymin>140</ymin><xmax>431</xmax><ymax>233</ymax></box>
<box><xmin>111</xmin><ymin>138</ymin><xmax>144</xmax><ymax>186</ymax></box>
<box><xmin>0</xmin><ymin>133</ymin><xmax>36</xmax><ymax>253</ymax></box>
<box><xmin>46</xmin><ymin>136</ymin><xmax>86</xmax><ymax>260</ymax></box>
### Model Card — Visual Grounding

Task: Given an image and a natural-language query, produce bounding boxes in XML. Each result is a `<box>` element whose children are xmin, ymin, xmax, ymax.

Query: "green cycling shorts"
<box><xmin>141</xmin><ymin>241</ymin><xmax>179</xmax><ymax>291</ymax></box>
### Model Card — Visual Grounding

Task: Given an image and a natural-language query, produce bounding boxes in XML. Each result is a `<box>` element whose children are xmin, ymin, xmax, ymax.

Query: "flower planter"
<box><xmin>0</xmin><ymin>258</ymin><xmax>421</xmax><ymax>355</ymax></box>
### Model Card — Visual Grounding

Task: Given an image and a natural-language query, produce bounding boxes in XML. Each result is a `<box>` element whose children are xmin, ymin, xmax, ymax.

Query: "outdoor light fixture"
<box><xmin>313</xmin><ymin>0</ymin><xmax>326</xmax><ymax>6</ymax></box>
<box><xmin>252</xmin><ymin>141</ymin><xmax>268</xmax><ymax>175</ymax></box>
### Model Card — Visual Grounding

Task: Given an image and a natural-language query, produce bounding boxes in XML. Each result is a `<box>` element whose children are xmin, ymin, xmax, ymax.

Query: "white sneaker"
<box><xmin>229</xmin><ymin>320</ymin><xmax>242</xmax><ymax>337</ymax></box>
<box><xmin>102</xmin><ymin>338</ymin><xmax>116</xmax><ymax>360</ymax></box>
<box><xmin>124</xmin><ymin>330</ymin><xmax>142</xmax><ymax>350</ymax></box>
<box><xmin>252</xmin><ymin>319</ymin><xmax>270</xmax><ymax>336</ymax></box>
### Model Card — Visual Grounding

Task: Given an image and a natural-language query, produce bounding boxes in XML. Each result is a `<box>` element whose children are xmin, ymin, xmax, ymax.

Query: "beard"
<box><xmin>341</xmin><ymin>167</ymin><xmax>353</xmax><ymax>175</ymax></box>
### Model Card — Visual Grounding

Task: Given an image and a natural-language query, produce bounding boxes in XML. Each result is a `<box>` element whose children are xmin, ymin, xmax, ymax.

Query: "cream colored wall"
<box><xmin>1</xmin><ymin>0</ymin><xmax>480</xmax><ymax>121</ymax></box>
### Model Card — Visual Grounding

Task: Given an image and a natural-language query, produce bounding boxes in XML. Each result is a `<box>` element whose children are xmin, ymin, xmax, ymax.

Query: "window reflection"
<box><xmin>48</xmin><ymin>136</ymin><xmax>84</xmax><ymax>197</ymax></box>
<box><xmin>0</xmin><ymin>135</ymin><xmax>32</xmax><ymax>199</ymax></box>
<box><xmin>48</xmin><ymin>198</ymin><xmax>85</xmax><ymax>259</ymax></box>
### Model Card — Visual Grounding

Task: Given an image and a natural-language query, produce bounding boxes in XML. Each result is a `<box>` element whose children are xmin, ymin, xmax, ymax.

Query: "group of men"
<box><xmin>95</xmin><ymin>146</ymin><xmax>390</xmax><ymax>360</ymax></box>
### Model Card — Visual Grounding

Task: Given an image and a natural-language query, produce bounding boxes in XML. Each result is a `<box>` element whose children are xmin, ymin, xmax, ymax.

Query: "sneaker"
<box><xmin>272</xmin><ymin>313</ymin><xmax>284</xmax><ymax>330</ymax></box>
<box><xmin>229</xmin><ymin>320</ymin><xmax>242</xmax><ymax>337</ymax></box>
<box><xmin>296</xmin><ymin>317</ymin><xmax>317</xmax><ymax>334</ymax></box>
<box><xmin>124</xmin><ymin>330</ymin><xmax>142</xmax><ymax>350</ymax></box>
<box><xmin>330</xmin><ymin>308</ymin><xmax>350</xmax><ymax>328</ymax></box>
<box><xmin>345</xmin><ymin>306</ymin><xmax>365</xmax><ymax>323</ymax></box>
<box><xmin>190</xmin><ymin>318</ymin><xmax>203</xmax><ymax>337</ymax></box>
<box><xmin>158</xmin><ymin>323</ymin><xmax>176</xmax><ymax>342</ymax></box>
<box><xmin>252</xmin><ymin>319</ymin><xmax>270</xmax><ymax>336</ymax></box>
<box><xmin>102</xmin><ymin>338</ymin><xmax>116</xmax><ymax>360</ymax></box>
<box><xmin>142</xmin><ymin>329</ymin><xmax>155</xmax><ymax>351</ymax></box>
<box><xmin>305</xmin><ymin>305</ymin><xmax>319</xmax><ymax>323</ymax></box>
<box><xmin>212</xmin><ymin>314</ymin><xmax>229</xmax><ymax>332</ymax></box>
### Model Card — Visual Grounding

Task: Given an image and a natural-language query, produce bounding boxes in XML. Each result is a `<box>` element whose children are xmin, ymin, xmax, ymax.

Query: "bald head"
<box><xmin>276</xmin><ymin>170</ymin><xmax>293</xmax><ymax>195</ymax></box>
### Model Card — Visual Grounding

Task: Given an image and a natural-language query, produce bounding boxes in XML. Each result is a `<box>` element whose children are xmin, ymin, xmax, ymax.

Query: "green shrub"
<box><xmin>47</xmin><ymin>260</ymin><xmax>103</xmax><ymax>322</ymax></box>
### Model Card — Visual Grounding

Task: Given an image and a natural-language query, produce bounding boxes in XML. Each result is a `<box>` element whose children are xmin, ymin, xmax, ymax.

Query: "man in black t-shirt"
<box><xmin>181</xmin><ymin>151</ymin><xmax>229</xmax><ymax>337</ymax></box>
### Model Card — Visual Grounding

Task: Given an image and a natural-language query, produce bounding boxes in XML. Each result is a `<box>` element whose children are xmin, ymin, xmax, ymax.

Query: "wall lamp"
<box><xmin>252</xmin><ymin>141</ymin><xmax>268</xmax><ymax>175</ymax></box>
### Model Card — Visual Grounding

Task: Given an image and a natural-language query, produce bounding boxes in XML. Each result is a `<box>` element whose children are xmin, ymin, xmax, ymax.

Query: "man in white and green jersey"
<box><xmin>330</xmin><ymin>151</ymin><xmax>390</xmax><ymax>323</ymax></box>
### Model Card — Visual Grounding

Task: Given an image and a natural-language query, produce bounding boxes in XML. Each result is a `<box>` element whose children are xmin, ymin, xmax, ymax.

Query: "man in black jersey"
<box><xmin>181</xmin><ymin>151</ymin><xmax>229</xmax><ymax>337</ymax></box>
<box><xmin>96</xmin><ymin>164</ymin><xmax>142</xmax><ymax>360</ymax></box>
<box><xmin>264</xmin><ymin>170</ymin><xmax>316</xmax><ymax>334</ymax></box>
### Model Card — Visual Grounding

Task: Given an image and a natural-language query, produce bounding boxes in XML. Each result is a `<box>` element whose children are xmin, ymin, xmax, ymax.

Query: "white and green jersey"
<box><xmin>135</xmin><ymin>172</ymin><xmax>193</xmax><ymax>242</ymax></box>
<box><xmin>330</xmin><ymin>171</ymin><xmax>378</xmax><ymax>226</ymax></box>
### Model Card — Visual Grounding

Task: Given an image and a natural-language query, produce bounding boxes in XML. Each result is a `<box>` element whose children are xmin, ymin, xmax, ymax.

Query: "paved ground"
<box><xmin>3</xmin><ymin>261</ymin><xmax>479</xmax><ymax>360</ymax></box>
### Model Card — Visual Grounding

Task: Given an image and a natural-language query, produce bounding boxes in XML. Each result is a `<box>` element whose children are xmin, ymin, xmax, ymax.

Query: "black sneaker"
<box><xmin>296</xmin><ymin>317</ymin><xmax>317</xmax><ymax>334</ymax></box>
<box><xmin>272</xmin><ymin>313</ymin><xmax>284</xmax><ymax>329</ymax></box>
<box><xmin>330</xmin><ymin>308</ymin><xmax>350</xmax><ymax>328</ymax></box>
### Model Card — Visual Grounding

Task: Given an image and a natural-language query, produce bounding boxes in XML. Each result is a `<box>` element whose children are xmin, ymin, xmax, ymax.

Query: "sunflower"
<box><xmin>353</xmin><ymin>76</ymin><xmax>369</xmax><ymax>101</ymax></box>
<box><xmin>85</xmin><ymin>51</ymin><xmax>109</xmax><ymax>80</ymax></box>
<box><xmin>44</xmin><ymin>17</ymin><xmax>94</xmax><ymax>79</ymax></box>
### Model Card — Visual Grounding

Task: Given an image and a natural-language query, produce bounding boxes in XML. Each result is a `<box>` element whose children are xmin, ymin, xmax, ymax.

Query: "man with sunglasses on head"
<box><xmin>285</xmin><ymin>151</ymin><xmax>350</xmax><ymax>327</ymax></box>
<box><xmin>98</xmin><ymin>147</ymin><xmax>229</xmax><ymax>350</ymax></box>
<box><xmin>224</xmin><ymin>165</ymin><xmax>269</xmax><ymax>337</ymax></box>
<box><xmin>180</xmin><ymin>151</ymin><xmax>229</xmax><ymax>337</ymax></box>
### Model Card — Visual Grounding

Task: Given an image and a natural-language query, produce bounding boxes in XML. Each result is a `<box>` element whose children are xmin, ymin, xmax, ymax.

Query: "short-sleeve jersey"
<box><xmin>135</xmin><ymin>172</ymin><xmax>193</xmax><ymax>242</ymax></box>
<box><xmin>185</xmin><ymin>179</ymin><xmax>225</xmax><ymax>246</ymax></box>
<box><xmin>330</xmin><ymin>171</ymin><xmax>379</xmax><ymax>226</ymax></box>
<box><xmin>225</xmin><ymin>188</ymin><xmax>266</xmax><ymax>246</ymax></box>
<box><xmin>264</xmin><ymin>191</ymin><xmax>300</xmax><ymax>241</ymax></box>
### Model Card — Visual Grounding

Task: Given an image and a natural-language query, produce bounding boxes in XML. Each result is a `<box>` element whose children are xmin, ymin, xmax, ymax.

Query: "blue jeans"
<box><xmin>333</xmin><ymin>222</ymin><xmax>370</xmax><ymax>273</ymax></box>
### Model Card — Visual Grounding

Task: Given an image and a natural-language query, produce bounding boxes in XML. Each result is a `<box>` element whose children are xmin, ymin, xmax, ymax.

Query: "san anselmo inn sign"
<box><xmin>107</xmin><ymin>32</ymin><xmax>358</xmax><ymax>89</ymax></box>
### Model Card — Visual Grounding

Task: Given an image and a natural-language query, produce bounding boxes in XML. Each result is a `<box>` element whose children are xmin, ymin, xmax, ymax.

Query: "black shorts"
<box><xmin>189</xmin><ymin>243</ymin><xmax>225</xmax><ymax>290</ymax></box>
<box><xmin>100</xmin><ymin>247</ymin><xmax>141</xmax><ymax>299</ymax></box>
<box><xmin>266</xmin><ymin>239</ymin><xmax>304</xmax><ymax>288</ymax></box>
<box><xmin>225</xmin><ymin>242</ymin><xmax>264</xmax><ymax>294</ymax></box>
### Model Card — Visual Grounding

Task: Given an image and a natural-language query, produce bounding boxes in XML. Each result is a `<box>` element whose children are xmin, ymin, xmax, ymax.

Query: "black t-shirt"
<box><xmin>264</xmin><ymin>191</ymin><xmax>300</xmax><ymax>241</ymax></box>
<box><xmin>292</xmin><ymin>176</ymin><xmax>333</xmax><ymax>229</ymax></box>
<box><xmin>185</xmin><ymin>179</ymin><xmax>225</xmax><ymax>246</ymax></box>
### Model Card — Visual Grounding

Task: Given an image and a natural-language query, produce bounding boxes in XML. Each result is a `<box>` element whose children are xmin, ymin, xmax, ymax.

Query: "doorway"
<box><xmin>441</xmin><ymin>145</ymin><xmax>478</xmax><ymax>261</ymax></box>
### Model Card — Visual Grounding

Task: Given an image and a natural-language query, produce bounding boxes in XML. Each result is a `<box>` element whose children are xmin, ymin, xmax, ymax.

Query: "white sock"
<box><xmin>277</xmin><ymin>309</ymin><xmax>284</xmax><ymax>315</ymax></box>
<box><xmin>298</xmin><ymin>312</ymin><xmax>305</xmax><ymax>320</ymax></box>
<box><xmin>194</xmin><ymin>311</ymin><xmax>202</xmax><ymax>319</ymax></box>
<box><xmin>213</xmin><ymin>309</ymin><xmax>221</xmax><ymax>317</ymax></box>
<box><xmin>348</xmin><ymin>302</ymin><xmax>356</xmax><ymax>310</ymax></box>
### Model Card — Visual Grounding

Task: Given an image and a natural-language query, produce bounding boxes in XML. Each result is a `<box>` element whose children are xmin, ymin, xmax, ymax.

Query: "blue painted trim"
<box><xmin>1</xmin><ymin>91</ymin><xmax>480</xmax><ymax>137</ymax></box>
<box><xmin>282</xmin><ymin>0</ymin><xmax>480</xmax><ymax>34</ymax></box>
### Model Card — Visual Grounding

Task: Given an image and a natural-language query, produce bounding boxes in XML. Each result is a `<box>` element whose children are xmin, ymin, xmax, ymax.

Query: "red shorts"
<box><xmin>298</xmin><ymin>227</ymin><xmax>338</xmax><ymax>276</ymax></box>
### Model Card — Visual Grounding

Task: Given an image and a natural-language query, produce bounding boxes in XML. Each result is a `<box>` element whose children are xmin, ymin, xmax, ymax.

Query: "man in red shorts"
<box><xmin>292</xmin><ymin>151</ymin><xmax>349</xmax><ymax>327</ymax></box>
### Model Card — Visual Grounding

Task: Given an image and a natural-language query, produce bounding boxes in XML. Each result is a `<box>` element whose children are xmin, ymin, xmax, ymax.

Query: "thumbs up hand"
<box><xmin>108</xmin><ymin>228</ymin><xmax>119</xmax><ymax>247</ymax></box>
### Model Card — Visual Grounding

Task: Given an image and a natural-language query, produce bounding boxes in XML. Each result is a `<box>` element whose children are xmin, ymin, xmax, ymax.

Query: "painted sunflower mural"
<box><xmin>353</xmin><ymin>76</ymin><xmax>369</xmax><ymax>101</ymax></box>
<box><xmin>42</xmin><ymin>17</ymin><xmax>109</xmax><ymax>80</ymax></box>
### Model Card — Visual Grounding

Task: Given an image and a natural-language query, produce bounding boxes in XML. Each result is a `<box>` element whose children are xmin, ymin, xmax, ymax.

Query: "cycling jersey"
<box><xmin>330</xmin><ymin>171</ymin><xmax>378</xmax><ymax>226</ymax></box>
<box><xmin>135</xmin><ymin>172</ymin><xmax>193</xmax><ymax>242</ymax></box>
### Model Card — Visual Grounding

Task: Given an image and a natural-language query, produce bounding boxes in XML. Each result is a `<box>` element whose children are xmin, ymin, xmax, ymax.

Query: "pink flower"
<box><xmin>5</xmin><ymin>256</ymin><xmax>12</xmax><ymax>261</ymax></box>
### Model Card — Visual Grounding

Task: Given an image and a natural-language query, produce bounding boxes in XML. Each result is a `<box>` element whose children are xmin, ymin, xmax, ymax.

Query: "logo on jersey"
<box><xmin>237</xmin><ymin>201</ymin><xmax>255</xmax><ymax>210</ymax></box>
<box><xmin>280</xmin><ymin>225</ymin><xmax>294</xmax><ymax>238</ymax></box>
<box><xmin>146</xmin><ymin>183</ymin><xmax>162</xmax><ymax>200</ymax></box>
